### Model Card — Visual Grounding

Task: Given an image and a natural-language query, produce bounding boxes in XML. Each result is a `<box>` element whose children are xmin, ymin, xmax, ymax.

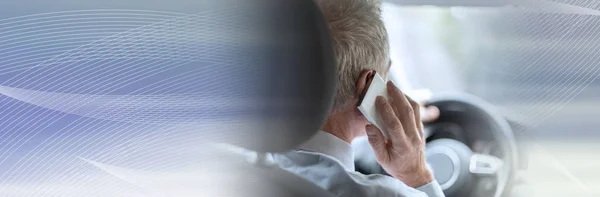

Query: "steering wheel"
<box><xmin>353</xmin><ymin>93</ymin><xmax>518</xmax><ymax>197</ymax></box>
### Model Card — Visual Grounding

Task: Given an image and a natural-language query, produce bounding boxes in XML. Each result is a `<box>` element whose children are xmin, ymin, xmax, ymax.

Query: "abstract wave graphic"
<box><xmin>0</xmin><ymin>4</ymin><xmax>274</xmax><ymax>196</ymax></box>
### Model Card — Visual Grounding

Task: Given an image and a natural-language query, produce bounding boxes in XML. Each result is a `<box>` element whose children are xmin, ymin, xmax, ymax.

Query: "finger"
<box><xmin>375</xmin><ymin>96</ymin><xmax>406</xmax><ymax>144</ymax></box>
<box><xmin>407</xmin><ymin>96</ymin><xmax>424</xmax><ymax>141</ymax></box>
<box><xmin>365</xmin><ymin>124</ymin><xmax>389</xmax><ymax>161</ymax></box>
<box><xmin>386</xmin><ymin>81</ymin><xmax>412</xmax><ymax>116</ymax></box>
<box><xmin>421</xmin><ymin>106</ymin><xmax>440</xmax><ymax>123</ymax></box>
<box><xmin>386</xmin><ymin>82</ymin><xmax>419</xmax><ymax>142</ymax></box>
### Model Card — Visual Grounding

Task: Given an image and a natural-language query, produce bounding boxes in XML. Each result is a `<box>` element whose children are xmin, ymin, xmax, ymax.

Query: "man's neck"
<box><xmin>321</xmin><ymin>112</ymin><xmax>359</xmax><ymax>144</ymax></box>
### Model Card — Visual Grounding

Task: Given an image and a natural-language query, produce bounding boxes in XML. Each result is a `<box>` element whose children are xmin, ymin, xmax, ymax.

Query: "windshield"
<box><xmin>383</xmin><ymin>4</ymin><xmax>512</xmax><ymax>101</ymax></box>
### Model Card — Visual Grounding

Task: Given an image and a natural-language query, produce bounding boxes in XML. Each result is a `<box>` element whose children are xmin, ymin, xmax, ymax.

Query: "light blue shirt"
<box><xmin>271</xmin><ymin>131</ymin><xmax>446</xmax><ymax>197</ymax></box>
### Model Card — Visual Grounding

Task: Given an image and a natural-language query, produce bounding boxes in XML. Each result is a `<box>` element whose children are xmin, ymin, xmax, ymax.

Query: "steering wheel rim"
<box><xmin>426</xmin><ymin>92</ymin><xmax>518</xmax><ymax>197</ymax></box>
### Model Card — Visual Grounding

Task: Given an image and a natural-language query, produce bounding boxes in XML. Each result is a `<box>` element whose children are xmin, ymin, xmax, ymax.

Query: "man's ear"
<box><xmin>355</xmin><ymin>69</ymin><xmax>375</xmax><ymax>102</ymax></box>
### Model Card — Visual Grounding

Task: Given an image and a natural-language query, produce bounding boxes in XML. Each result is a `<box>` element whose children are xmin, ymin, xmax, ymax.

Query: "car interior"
<box><xmin>224</xmin><ymin>1</ymin><xmax>533</xmax><ymax>197</ymax></box>
<box><xmin>2</xmin><ymin>0</ymin><xmax>598</xmax><ymax>196</ymax></box>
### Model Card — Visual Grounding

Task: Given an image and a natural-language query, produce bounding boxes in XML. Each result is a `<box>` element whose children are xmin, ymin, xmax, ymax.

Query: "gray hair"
<box><xmin>314</xmin><ymin>0</ymin><xmax>390</xmax><ymax>112</ymax></box>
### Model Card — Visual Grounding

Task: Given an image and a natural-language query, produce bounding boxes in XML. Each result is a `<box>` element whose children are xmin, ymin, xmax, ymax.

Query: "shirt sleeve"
<box><xmin>416</xmin><ymin>180</ymin><xmax>445</xmax><ymax>197</ymax></box>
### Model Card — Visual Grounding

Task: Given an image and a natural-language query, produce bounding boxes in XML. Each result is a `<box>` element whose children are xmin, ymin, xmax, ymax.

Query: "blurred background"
<box><xmin>381</xmin><ymin>1</ymin><xmax>600</xmax><ymax>196</ymax></box>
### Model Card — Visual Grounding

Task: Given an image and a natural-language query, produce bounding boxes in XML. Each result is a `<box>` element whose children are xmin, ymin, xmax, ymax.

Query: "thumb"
<box><xmin>421</xmin><ymin>105</ymin><xmax>440</xmax><ymax>123</ymax></box>
<box><xmin>366</xmin><ymin>125</ymin><xmax>387</xmax><ymax>155</ymax></box>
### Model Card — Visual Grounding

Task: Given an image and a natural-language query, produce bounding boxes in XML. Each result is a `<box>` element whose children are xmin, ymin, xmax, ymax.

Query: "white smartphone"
<box><xmin>357</xmin><ymin>72</ymin><xmax>391</xmax><ymax>140</ymax></box>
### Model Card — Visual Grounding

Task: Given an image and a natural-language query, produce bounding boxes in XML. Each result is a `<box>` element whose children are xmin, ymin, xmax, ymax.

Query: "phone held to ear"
<box><xmin>357</xmin><ymin>72</ymin><xmax>392</xmax><ymax>140</ymax></box>
<box><xmin>357</xmin><ymin>72</ymin><xmax>434</xmax><ymax>141</ymax></box>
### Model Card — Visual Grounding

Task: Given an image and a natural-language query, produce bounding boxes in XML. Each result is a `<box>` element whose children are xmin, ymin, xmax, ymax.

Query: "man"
<box><xmin>269</xmin><ymin>0</ymin><xmax>446</xmax><ymax>196</ymax></box>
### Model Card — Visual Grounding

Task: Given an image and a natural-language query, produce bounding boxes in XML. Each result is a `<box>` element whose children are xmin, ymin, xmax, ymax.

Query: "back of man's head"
<box><xmin>314</xmin><ymin>0</ymin><xmax>390</xmax><ymax>113</ymax></box>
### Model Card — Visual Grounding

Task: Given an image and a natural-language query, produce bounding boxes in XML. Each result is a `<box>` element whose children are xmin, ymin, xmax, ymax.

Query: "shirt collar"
<box><xmin>298</xmin><ymin>130</ymin><xmax>355</xmax><ymax>171</ymax></box>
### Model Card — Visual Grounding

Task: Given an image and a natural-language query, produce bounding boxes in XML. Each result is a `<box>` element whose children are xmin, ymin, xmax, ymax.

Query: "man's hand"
<box><xmin>365</xmin><ymin>81</ymin><xmax>434</xmax><ymax>188</ymax></box>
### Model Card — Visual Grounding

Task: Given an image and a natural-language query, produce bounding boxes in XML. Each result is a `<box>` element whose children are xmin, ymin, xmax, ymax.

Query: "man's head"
<box><xmin>315</xmin><ymin>0</ymin><xmax>391</xmax><ymax>141</ymax></box>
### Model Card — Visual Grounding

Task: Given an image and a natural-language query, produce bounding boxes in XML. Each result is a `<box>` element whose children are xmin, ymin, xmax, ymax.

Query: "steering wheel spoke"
<box><xmin>469</xmin><ymin>154</ymin><xmax>503</xmax><ymax>175</ymax></box>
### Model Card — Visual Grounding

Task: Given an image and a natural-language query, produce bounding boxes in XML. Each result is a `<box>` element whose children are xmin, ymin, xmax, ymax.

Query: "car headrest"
<box><xmin>212</xmin><ymin>0</ymin><xmax>336</xmax><ymax>153</ymax></box>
